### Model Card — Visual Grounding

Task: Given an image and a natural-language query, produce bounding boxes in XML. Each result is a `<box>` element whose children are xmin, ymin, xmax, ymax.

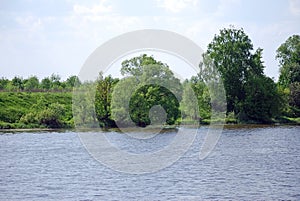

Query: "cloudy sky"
<box><xmin>0</xmin><ymin>0</ymin><xmax>299</xmax><ymax>80</ymax></box>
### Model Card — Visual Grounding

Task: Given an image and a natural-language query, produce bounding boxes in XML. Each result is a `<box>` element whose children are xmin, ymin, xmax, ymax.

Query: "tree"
<box><xmin>181</xmin><ymin>80</ymin><xmax>200</xmax><ymax>120</ymax></box>
<box><xmin>50</xmin><ymin>73</ymin><xmax>61</xmax><ymax>90</ymax></box>
<box><xmin>0</xmin><ymin>77</ymin><xmax>9</xmax><ymax>90</ymax></box>
<box><xmin>276</xmin><ymin>35</ymin><xmax>300</xmax><ymax>88</ymax></box>
<box><xmin>11</xmin><ymin>76</ymin><xmax>24</xmax><ymax>91</ymax></box>
<box><xmin>241</xmin><ymin>75</ymin><xmax>281</xmax><ymax>123</ymax></box>
<box><xmin>95</xmin><ymin>73</ymin><xmax>119</xmax><ymax>128</ymax></box>
<box><xmin>111</xmin><ymin>54</ymin><xmax>182</xmax><ymax>127</ymax></box>
<box><xmin>203</xmin><ymin>27</ymin><xmax>281</xmax><ymax>123</ymax></box>
<box><xmin>289</xmin><ymin>82</ymin><xmax>300</xmax><ymax>117</ymax></box>
<box><xmin>24</xmin><ymin>76</ymin><xmax>39</xmax><ymax>91</ymax></box>
<box><xmin>38</xmin><ymin>103</ymin><xmax>65</xmax><ymax>128</ymax></box>
<box><xmin>181</xmin><ymin>78</ymin><xmax>211</xmax><ymax>121</ymax></box>
<box><xmin>41</xmin><ymin>77</ymin><xmax>51</xmax><ymax>91</ymax></box>
<box><xmin>121</xmin><ymin>54</ymin><xmax>165</xmax><ymax>78</ymax></box>
<box><xmin>129</xmin><ymin>84</ymin><xmax>180</xmax><ymax>127</ymax></box>
<box><xmin>206</xmin><ymin>27</ymin><xmax>264</xmax><ymax>115</ymax></box>
<box><xmin>111</xmin><ymin>77</ymin><xmax>138</xmax><ymax>127</ymax></box>
<box><xmin>65</xmin><ymin>75</ymin><xmax>80</xmax><ymax>89</ymax></box>
<box><xmin>73</xmin><ymin>82</ymin><xmax>98</xmax><ymax>127</ymax></box>
<box><xmin>277</xmin><ymin>35</ymin><xmax>300</xmax><ymax>117</ymax></box>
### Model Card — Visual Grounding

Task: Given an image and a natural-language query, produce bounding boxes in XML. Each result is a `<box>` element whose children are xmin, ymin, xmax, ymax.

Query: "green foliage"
<box><xmin>0</xmin><ymin>77</ymin><xmax>9</xmax><ymax>90</ymax></box>
<box><xmin>181</xmin><ymin>78</ymin><xmax>211</xmax><ymax>122</ymax></box>
<box><xmin>24</xmin><ymin>76</ymin><xmax>39</xmax><ymax>91</ymax></box>
<box><xmin>0</xmin><ymin>92</ymin><xmax>73</xmax><ymax>129</ymax></box>
<box><xmin>11</xmin><ymin>76</ymin><xmax>24</xmax><ymax>91</ymax></box>
<box><xmin>38</xmin><ymin>103</ymin><xmax>65</xmax><ymax>128</ymax></box>
<box><xmin>276</xmin><ymin>35</ymin><xmax>300</xmax><ymax>118</ymax></box>
<box><xmin>277</xmin><ymin>35</ymin><xmax>300</xmax><ymax>88</ymax></box>
<box><xmin>72</xmin><ymin>82</ymin><xmax>98</xmax><ymax>128</ymax></box>
<box><xmin>121</xmin><ymin>54</ymin><xmax>164</xmax><ymax>77</ymax></box>
<box><xmin>66</xmin><ymin>75</ymin><xmax>80</xmax><ymax>89</ymax></box>
<box><xmin>204</xmin><ymin>26</ymin><xmax>282</xmax><ymax>123</ymax></box>
<box><xmin>41</xmin><ymin>77</ymin><xmax>51</xmax><ymax>90</ymax></box>
<box><xmin>95</xmin><ymin>74</ymin><xmax>119</xmax><ymax>128</ymax></box>
<box><xmin>206</xmin><ymin>27</ymin><xmax>264</xmax><ymax>114</ymax></box>
<box><xmin>129</xmin><ymin>85</ymin><xmax>180</xmax><ymax>127</ymax></box>
<box><xmin>288</xmin><ymin>82</ymin><xmax>300</xmax><ymax>117</ymax></box>
<box><xmin>0</xmin><ymin>75</ymin><xmax>79</xmax><ymax>92</ymax></box>
<box><xmin>111</xmin><ymin>54</ymin><xmax>182</xmax><ymax>127</ymax></box>
<box><xmin>240</xmin><ymin>76</ymin><xmax>281</xmax><ymax>123</ymax></box>
<box><xmin>111</xmin><ymin>77</ymin><xmax>138</xmax><ymax>126</ymax></box>
<box><xmin>1</xmin><ymin>30</ymin><xmax>299</xmax><ymax>130</ymax></box>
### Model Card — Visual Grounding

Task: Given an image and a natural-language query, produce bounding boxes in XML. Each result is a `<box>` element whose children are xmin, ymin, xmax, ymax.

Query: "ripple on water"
<box><xmin>0</xmin><ymin>126</ymin><xmax>299</xmax><ymax>200</ymax></box>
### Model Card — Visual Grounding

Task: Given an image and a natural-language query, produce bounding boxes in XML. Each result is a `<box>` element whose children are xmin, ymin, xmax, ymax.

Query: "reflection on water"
<box><xmin>0</xmin><ymin>126</ymin><xmax>299</xmax><ymax>200</ymax></box>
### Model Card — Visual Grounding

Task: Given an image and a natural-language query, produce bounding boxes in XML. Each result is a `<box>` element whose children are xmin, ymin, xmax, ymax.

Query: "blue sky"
<box><xmin>0</xmin><ymin>0</ymin><xmax>299</xmax><ymax>80</ymax></box>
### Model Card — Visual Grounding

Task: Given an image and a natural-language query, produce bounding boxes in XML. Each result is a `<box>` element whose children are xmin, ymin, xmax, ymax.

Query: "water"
<box><xmin>0</xmin><ymin>126</ymin><xmax>299</xmax><ymax>200</ymax></box>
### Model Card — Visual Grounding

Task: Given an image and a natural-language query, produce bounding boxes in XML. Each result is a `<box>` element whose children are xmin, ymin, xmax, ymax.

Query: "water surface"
<box><xmin>0</xmin><ymin>125</ymin><xmax>299</xmax><ymax>200</ymax></box>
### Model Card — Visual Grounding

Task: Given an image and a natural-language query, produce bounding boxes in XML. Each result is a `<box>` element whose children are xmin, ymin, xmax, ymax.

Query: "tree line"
<box><xmin>93</xmin><ymin>27</ymin><xmax>300</xmax><ymax>128</ymax></box>
<box><xmin>1</xmin><ymin>26</ymin><xmax>299</xmax><ymax>129</ymax></box>
<box><xmin>0</xmin><ymin>74</ymin><xmax>80</xmax><ymax>92</ymax></box>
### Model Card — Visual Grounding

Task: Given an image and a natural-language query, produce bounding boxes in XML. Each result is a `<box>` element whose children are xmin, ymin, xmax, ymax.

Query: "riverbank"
<box><xmin>0</xmin><ymin>92</ymin><xmax>73</xmax><ymax>129</ymax></box>
<box><xmin>1</xmin><ymin>92</ymin><xmax>300</xmax><ymax>130</ymax></box>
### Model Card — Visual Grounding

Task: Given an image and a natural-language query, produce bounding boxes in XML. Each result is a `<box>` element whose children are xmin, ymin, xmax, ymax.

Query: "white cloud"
<box><xmin>289</xmin><ymin>0</ymin><xmax>300</xmax><ymax>16</ymax></box>
<box><xmin>156</xmin><ymin>0</ymin><xmax>198</xmax><ymax>13</ymax></box>
<box><xmin>65</xmin><ymin>3</ymin><xmax>142</xmax><ymax>42</ymax></box>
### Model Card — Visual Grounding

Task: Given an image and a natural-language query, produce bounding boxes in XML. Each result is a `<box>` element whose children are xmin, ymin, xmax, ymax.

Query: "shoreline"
<box><xmin>1</xmin><ymin>122</ymin><xmax>299</xmax><ymax>133</ymax></box>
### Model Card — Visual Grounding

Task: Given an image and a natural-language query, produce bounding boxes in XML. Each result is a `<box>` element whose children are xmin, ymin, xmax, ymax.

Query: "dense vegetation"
<box><xmin>0</xmin><ymin>92</ymin><xmax>73</xmax><ymax>129</ymax></box>
<box><xmin>0</xmin><ymin>74</ymin><xmax>79</xmax><ymax>92</ymax></box>
<box><xmin>0</xmin><ymin>27</ymin><xmax>299</xmax><ymax>129</ymax></box>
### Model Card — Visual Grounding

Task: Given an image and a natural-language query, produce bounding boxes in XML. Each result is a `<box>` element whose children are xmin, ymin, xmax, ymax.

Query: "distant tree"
<box><xmin>121</xmin><ymin>54</ymin><xmax>165</xmax><ymax>78</ymax></box>
<box><xmin>276</xmin><ymin>35</ymin><xmax>300</xmax><ymax>88</ymax></box>
<box><xmin>11</xmin><ymin>76</ymin><xmax>24</xmax><ymax>91</ymax></box>
<box><xmin>24</xmin><ymin>76</ymin><xmax>39</xmax><ymax>91</ymax></box>
<box><xmin>0</xmin><ymin>77</ymin><xmax>9</xmax><ymax>90</ymax></box>
<box><xmin>65</xmin><ymin>75</ymin><xmax>80</xmax><ymax>89</ymax></box>
<box><xmin>41</xmin><ymin>77</ymin><xmax>51</xmax><ymax>91</ymax></box>
<box><xmin>50</xmin><ymin>73</ymin><xmax>61</xmax><ymax>90</ymax></box>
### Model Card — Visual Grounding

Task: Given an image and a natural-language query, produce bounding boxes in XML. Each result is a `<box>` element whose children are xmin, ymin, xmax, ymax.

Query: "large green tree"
<box><xmin>111</xmin><ymin>54</ymin><xmax>182</xmax><ymax>127</ymax></box>
<box><xmin>205</xmin><ymin>27</ymin><xmax>280</xmax><ymax>122</ymax></box>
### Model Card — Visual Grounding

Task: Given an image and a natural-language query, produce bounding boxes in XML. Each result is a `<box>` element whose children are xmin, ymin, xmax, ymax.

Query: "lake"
<box><xmin>0</xmin><ymin>125</ymin><xmax>299</xmax><ymax>200</ymax></box>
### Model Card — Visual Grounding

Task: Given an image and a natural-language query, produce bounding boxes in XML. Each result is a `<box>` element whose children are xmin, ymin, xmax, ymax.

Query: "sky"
<box><xmin>0</xmin><ymin>0</ymin><xmax>299</xmax><ymax>81</ymax></box>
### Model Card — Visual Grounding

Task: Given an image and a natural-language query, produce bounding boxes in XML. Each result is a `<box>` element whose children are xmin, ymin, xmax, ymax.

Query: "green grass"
<box><xmin>0</xmin><ymin>92</ymin><xmax>73</xmax><ymax>129</ymax></box>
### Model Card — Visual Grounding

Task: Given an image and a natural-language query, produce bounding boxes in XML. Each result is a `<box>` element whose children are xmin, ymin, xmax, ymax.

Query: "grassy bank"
<box><xmin>0</xmin><ymin>92</ymin><xmax>73</xmax><ymax>129</ymax></box>
<box><xmin>1</xmin><ymin>92</ymin><xmax>299</xmax><ymax>130</ymax></box>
